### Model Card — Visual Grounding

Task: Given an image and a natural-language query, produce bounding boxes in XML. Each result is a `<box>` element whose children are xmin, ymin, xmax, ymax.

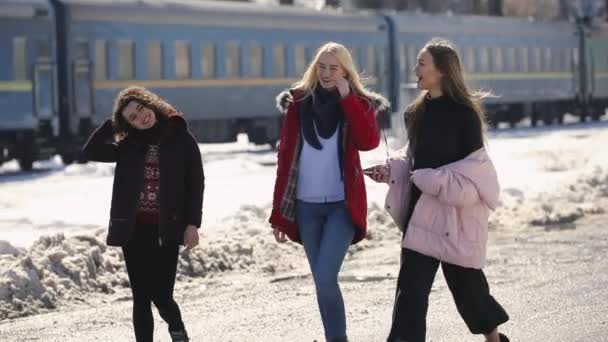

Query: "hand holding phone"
<box><xmin>363</xmin><ymin>164</ymin><xmax>390</xmax><ymax>183</ymax></box>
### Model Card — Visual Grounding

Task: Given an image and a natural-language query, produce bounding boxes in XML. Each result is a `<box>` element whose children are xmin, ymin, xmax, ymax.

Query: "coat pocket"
<box><xmin>459</xmin><ymin>207</ymin><xmax>488</xmax><ymax>242</ymax></box>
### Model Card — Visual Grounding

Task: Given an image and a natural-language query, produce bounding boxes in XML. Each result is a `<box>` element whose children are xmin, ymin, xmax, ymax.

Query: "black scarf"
<box><xmin>300</xmin><ymin>86</ymin><xmax>344</xmax><ymax>150</ymax></box>
<box><xmin>129</xmin><ymin>113</ymin><xmax>166</xmax><ymax>145</ymax></box>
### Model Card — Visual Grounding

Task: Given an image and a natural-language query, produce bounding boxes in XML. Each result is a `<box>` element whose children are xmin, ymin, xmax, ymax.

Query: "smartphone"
<box><xmin>362</xmin><ymin>166</ymin><xmax>376</xmax><ymax>176</ymax></box>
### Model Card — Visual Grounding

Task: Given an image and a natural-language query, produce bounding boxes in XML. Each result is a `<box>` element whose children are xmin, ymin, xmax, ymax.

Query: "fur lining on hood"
<box><xmin>275</xmin><ymin>88</ymin><xmax>390</xmax><ymax>114</ymax></box>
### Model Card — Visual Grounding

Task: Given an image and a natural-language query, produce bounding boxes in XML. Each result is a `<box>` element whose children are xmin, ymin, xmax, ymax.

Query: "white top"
<box><xmin>297</xmin><ymin>126</ymin><xmax>345</xmax><ymax>203</ymax></box>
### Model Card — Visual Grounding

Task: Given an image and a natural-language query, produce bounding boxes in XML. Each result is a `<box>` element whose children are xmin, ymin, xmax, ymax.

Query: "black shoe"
<box><xmin>499</xmin><ymin>333</ymin><xmax>510</xmax><ymax>342</ymax></box>
<box><xmin>169</xmin><ymin>329</ymin><xmax>190</xmax><ymax>342</ymax></box>
<box><xmin>328</xmin><ymin>337</ymin><xmax>348</xmax><ymax>342</ymax></box>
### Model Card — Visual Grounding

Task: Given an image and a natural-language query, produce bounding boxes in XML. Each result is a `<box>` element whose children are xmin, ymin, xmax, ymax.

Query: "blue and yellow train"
<box><xmin>1</xmin><ymin>0</ymin><xmax>607</xmax><ymax>170</ymax></box>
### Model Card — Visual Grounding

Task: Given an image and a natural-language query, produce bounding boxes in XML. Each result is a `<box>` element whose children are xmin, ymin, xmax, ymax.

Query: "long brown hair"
<box><xmin>405</xmin><ymin>38</ymin><xmax>490</xmax><ymax>151</ymax></box>
<box><xmin>111</xmin><ymin>86</ymin><xmax>178</xmax><ymax>141</ymax></box>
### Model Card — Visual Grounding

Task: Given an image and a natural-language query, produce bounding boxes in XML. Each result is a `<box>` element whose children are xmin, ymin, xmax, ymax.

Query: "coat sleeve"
<box><xmin>269</xmin><ymin>108</ymin><xmax>294</xmax><ymax>228</ymax></box>
<box><xmin>82</xmin><ymin>120</ymin><xmax>119</xmax><ymax>162</ymax></box>
<box><xmin>385</xmin><ymin>154</ymin><xmax>412</xmax><ymax>231</ymax></box>
<box><xmin>340</xmin><ymin>94</ymin><xmax>380</xmax><ymax>151</ymax></box>
<box><xmin>185</xmin><ymin>132</ymin><xmax>204</xmax><ymax>228</ymax></box>
<box><xmin>411</xmin><ymin>168</ymin><xmax>480</xmax><ymax>207</ymax></box>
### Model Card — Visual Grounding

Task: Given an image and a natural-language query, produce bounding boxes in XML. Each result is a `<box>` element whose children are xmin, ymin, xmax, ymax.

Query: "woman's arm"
<box><xmin>82</xmin><ymin>120</ymin><xmax>119</xmax><ymax>162</ymax></box>
<box><xmin>340</xmin><ymin>94</ymin><xmax>380</xmax><ymax>151</ymax></box>
<box><xmin>184</xmin><ymin>132</ymin><xmax>204</xmax><ymax>228</ymax></box>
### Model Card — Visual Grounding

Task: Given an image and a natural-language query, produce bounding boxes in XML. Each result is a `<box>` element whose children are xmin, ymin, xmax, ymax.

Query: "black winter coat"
<box><xmin>82</xmin><ymin>115</ymin><xmax>204</xmax><ymax>246</ymax></box>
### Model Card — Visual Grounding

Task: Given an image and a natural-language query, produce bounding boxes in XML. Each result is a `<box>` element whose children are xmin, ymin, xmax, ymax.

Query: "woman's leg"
<box><xmin>122</xmin><ymin>239</ymin><xmax>155</xmax><ymax>342</ymax></box>
<box><xmin>311</xmin><ymin>202</ymin><xmax>356</xmax><ymax>341</ymax></box>
<box><xmin>151</xmin><ymin>241</ymin><xmax>186</xmax><ymax>333</ymax></box>
<box><xmin>296</xmin><ymin>201</ymin><xmax>329</xmax><ymax>331</ymax></box>
<box><xmin>387</xmin><ymin>249</ymin><xmax>440</xmax><ymax>342</ymax></box>
<box><xmin>441</xmin><ymin>262</ymin><xmax>509</xmax><ymax>338</ymax></box>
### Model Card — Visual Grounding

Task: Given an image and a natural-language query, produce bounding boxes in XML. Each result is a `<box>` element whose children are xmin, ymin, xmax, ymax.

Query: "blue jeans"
<box><xmin>296</xmin><ymin>200</ymin><xmax>356</xmax><ymax>341</ymax></box>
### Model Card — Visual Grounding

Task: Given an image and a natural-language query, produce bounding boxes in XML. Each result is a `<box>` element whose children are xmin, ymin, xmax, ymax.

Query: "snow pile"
<box><xmin>0</xmin><ymin>206</ymin><xmax>306</xmax><ymax>320</ymax></box>
<box><xmin>0</xmin><ymin>231</ymin><xmax>127</xmax><ymax>320</ymax></box>
<box><xmin>490</xmin><ymin>164</ymin><xmax>608</xmax><ymax>231</ymax></box>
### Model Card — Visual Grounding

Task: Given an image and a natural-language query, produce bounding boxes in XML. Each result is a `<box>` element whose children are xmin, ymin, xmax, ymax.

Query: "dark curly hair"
<box><xmin>111</xmin><ymin>86</ymin><xmax>178</xmax><ymax>141</ymax></box>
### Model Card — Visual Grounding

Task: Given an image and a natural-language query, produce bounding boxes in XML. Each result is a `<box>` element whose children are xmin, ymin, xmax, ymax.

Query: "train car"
<box><xmin>2</xmin><ymin>1</ymin><xmax>606</xmax><ymax>171</ymax></box>
<box><xmin>385</xmin><ymin>12</ymin><xmax>584</xmax><ymax>128</ymax></box>
<box><xmin>58</xmin><ymin>0</ymin><xmax>389</xmax><ymax>146</ymax></box>
<box><xmin>0</xmin><ymin>0</ymin><xmax>58</xmax><ymax>170</ymax></box>
<box><xmin>588</xmin><ymin>24</ymin><xmax>608</xmax><ymax>118</ymax></box>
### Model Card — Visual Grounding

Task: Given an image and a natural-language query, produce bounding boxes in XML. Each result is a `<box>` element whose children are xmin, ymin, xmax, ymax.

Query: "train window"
<box><xmin>479</xmin><ymin>47</ymin><xmax>490</xmax><ymax>73</ymax></box>
<box><xmin>13</xmin><ymin>37</ymin><xmax>27</xmax><ymax>80</ymax></box>
<box><xmin>307</xmin><ymin>46</ymin><xmax>317</xmax><ymax>66</ymax></box>
<box><xmin>572</xmin><ymin>47</ymin><xmax>579</xmax><ymax>65</ymax></box>
<box><xmin>519</xmin><ymin>47</ymin><xmax>529</xmax><ymax>72</ymax></box>
<box><xmin>248</xmin><ymin>43</ymin><xmax>263</xmax><ymax>78</ymax></box>
<box><xmin>147</xmin><ymin>41</ymin><xmax>163</xmax><ymax>80</ymax></box>
<box><xmin>37</xmin><ymin>40</ymin><xmax>51</xmax><ymax>60</ymax></box>
<box><xmin>398</xmin><ymin>44</ymin><xmax>406</xmax><ymax>79</ymax></box>
<box><xmin>454</xmin><ymin>47</ymin><xmax>462</xmax><ymax>67</ymax></box>
<box><xmin>95</xmin><ymin>40</ymin><xmax>108</xmax><ymax>80</ymax></box>
<box><xmin>295</xmin><ymin>45</ymin><xmax>307</xmax><ymax>76</ymax></box>
<box><xmin>350</xmin><ymin>46</ymin><xmax>359</xmax><ymax>70</ymax></box>
<box><xmin>201</xmin><ymin>42</ymin><xmax>216</xmax><ymax>79</ymax></box>
<box><xmin>507</xmin><ymin>47</ymin><xmax>516</xmax><ymax>72</ymax></box>
<box><xmin>366</xmin><ymin>46</ymin><xmax>375</xmax><ymax>77</ymax></box>
<box><xmin>532</xmin><ymin>47</ymin><xmax>541</xmax><ymax>72</ymax></box>
<box><xmin>544</xmin><ymin>47</ymin><xmax>553</xmax><ymax>72</ymax></box>
<box><xmin>273</xmin><ymin>44</ymin><xmax>287</xmax><ymax>78</ymax></box>
<box><xmin>408</xmin><ymin>45</ymin><xmax>418</xmax><ymax>82</ymax></box>
<box><xmin>175</xmin><ymin>41</ymin><xmax>191</xmax><ymax>80</ymax></box>
<box><xmin>225</xmin><ymin>42</ymin><xmax>241</xmax><ymax>79</ymax></box>
<box><xmin>565</xmin><ymin>49</ymin><xmax>573</xmax><ymax>71</ymax></box>
<box><xmin>117</xmin><ymin>40</ymin><xmax>135</xmax><ymax>80</ymax></box>
<box><xmin>493</xmin><ymin>47</ymin><xmax>504</xmax><ymax>72</ymax></box>
<box><xmin>465</xmin><ymin>47</ymin><xmax>475</xmax><ymax>73</ymax></box>
<box><xmin>75</xmin><ymin>41</ymin><xmax>89</xmax><ymax>60</ymax></box>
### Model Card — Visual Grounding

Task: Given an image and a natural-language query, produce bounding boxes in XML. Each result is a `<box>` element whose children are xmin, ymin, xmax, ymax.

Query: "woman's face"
<box><xmin>121</xmin><ymin>100</ymin><xmax>157</xmax><ymax>130</ymax></box>
<box><xmin>414</xmin><ymin>50</ymin><xmax>443</xmax><ymax>92</ymax></box>
<box><xmin>316</xmin><ymin>52</ymin><xmax>346</xmax><ymax>89</ymax></box>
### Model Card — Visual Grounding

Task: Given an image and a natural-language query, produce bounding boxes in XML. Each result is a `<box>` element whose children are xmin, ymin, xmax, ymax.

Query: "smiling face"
<box><xmin>414</xmin><ymin>49</ymin><xmax>443</xmax><ymax>92</ymax></box>
<box><xmin>316</xmin><ymin>52</ymin><xmax>346</xmax><ymax>89</ymax></box>
<box><xmin>121</xmin><ymin>100</ymin><xmax>157</xmax><ymax>130</ymax></box>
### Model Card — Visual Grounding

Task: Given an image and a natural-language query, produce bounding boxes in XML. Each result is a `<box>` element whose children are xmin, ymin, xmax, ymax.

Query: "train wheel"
<box><xmin>18</xmin><ymin>157</ymin><xmax>34</xmax><ymax>171</ymax></box>
<box><xmin>530</xmin><ymin>113</ymin><xmax>539</xmax><ymax>127</ymax></box>
<box><xmin>17</xmin><ymin>136</ymin><xmax>36</xmax><ymax>171</ymax></box>
<box><xmin>268</xmin><ymin>140</ymin><xmax>278</xmax><ymax>151</ymax></box>
<box><xmin>60</xmin><ymin>152</ymin><xmax>75</xmax><ymax>166</ymax></box>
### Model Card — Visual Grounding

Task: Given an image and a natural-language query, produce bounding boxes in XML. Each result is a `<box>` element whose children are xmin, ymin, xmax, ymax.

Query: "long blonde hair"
<box><xmin>405</xmin><ymin>38</ymin><xmax>490</xmax><ymax>150</ymax></box>
<box><xmin>291</xmin><ymin>41</ymin><xmax>385</xmax><ymax>107</ymax></box>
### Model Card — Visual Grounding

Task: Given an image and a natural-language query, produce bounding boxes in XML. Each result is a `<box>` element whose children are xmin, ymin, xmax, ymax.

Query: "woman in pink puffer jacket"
<box><xmin>368</xmin><ymin>38</ymin><xmax>510</xmax><ymax>342</ymax></box>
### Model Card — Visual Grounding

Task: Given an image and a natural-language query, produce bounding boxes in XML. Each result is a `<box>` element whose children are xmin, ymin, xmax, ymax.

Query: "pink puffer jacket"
<box><xmin>384</xmin><ymin>147</ymin><xmax>500</xmax><ymax>269</ymax></box>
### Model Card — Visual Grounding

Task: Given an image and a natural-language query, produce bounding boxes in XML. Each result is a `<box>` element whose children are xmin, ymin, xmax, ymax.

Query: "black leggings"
<box><xmin>122</xmin><ymin>224</ymin><xmax>185</xmax><ymax>342</ymax></box>
<box><xmin>387</xmin><ymin>248</ymin><xmax>509</xmax><ymax>342</ymax></box>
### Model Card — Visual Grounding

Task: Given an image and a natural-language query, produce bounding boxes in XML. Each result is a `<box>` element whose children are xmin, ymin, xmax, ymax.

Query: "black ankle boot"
<box><xmin>328</xmin><ymin>337</ymin><xmax>348</xmax><ymax>342</ymax></box>
<box><xmin>169</xmin><ymin>329</ymin><xmax>190</xmax><ymax>342</ymax></box>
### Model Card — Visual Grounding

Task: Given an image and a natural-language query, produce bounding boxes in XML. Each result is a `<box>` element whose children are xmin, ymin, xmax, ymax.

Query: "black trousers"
<box><xmin>387</xmin><ymin>248</ymin><xmax>509</xmax><ymax>342</ymax></box>
<box><xmin>122</xmin><ymin>224</ymin><xmax>185</xmax><ymax>342</ymax></box>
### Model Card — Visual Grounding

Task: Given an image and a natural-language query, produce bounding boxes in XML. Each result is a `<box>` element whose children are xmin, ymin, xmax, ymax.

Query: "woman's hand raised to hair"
<box><xmin>336</xmin><ymin>76</ymin><xmax>351</xmax><ymax>98</ymax></box>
